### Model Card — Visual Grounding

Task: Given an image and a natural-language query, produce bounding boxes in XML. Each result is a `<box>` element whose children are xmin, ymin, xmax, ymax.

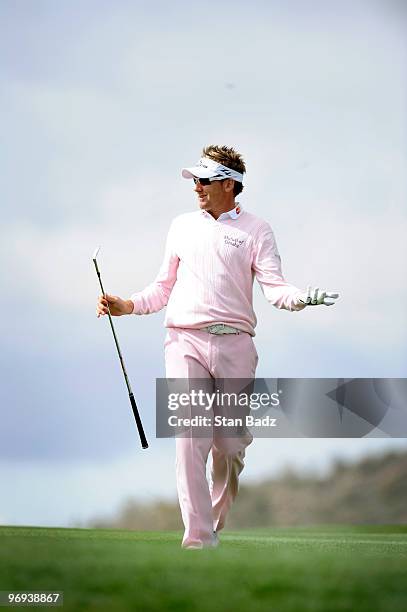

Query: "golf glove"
<box><xmin>296</xmin><ymin>286</ymin><xmax>339</xmax><ymax>307</ymax></box>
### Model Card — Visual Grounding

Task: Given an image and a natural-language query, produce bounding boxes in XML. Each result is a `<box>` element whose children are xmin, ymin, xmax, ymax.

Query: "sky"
<box><xmin>1</xmin><ymin>0</ymin><xmax>406</xmax><ymax>527</ymax></box>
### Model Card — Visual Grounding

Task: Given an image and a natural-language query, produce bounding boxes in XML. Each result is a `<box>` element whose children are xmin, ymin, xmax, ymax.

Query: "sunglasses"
<box><xmin>193</xmin><ymin>177</ymin><xmax>213</xmax><ymax>186</ymax></box>
<box><xmin>193</xmin><ymin>176</ymin><xmax>227</xmax><ymax>186</ymax></box>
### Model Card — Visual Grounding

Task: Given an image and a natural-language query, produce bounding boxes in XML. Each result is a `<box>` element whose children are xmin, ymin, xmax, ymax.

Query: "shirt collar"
<box><xmin>202</xmin><ymin>204</ymin><xmax>243</xmax><ymax>222</ymax></box>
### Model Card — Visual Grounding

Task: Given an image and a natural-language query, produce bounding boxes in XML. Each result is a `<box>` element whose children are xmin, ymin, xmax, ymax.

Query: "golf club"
<box><xmin>93</xmin><ymin>246</ymin><xmax>148</xmax><ymax>449</ymax></box>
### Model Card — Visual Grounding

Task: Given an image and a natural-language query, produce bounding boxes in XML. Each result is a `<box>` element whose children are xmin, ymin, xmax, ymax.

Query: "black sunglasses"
<box><xmin>193</xmin><ymin>177</ymin><xmax>226</xmax><ymax>186</ymax></box>
<box><xmin>193</xmin><ymin>177</ymin><xmax>212</xmax><ymax>186</ymax></box>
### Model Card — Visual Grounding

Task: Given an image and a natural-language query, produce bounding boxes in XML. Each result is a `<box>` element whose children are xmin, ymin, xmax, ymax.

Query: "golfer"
<box><xmin>96</xmin><ymin>145</ymin><xmax>339</xmax><ymax>549</ymax></box>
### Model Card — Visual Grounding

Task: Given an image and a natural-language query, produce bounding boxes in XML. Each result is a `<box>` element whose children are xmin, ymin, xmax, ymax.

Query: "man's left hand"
<box><xmin>296</xmin><ymin>286</ymin><xmax>340</xmax><ymax>307</ymax></box>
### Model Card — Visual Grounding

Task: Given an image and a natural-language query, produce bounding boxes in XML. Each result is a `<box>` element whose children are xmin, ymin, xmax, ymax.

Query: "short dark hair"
<box><xmin>202</xmin><ymin>144</ymin><xmax>245</xmax><ymax>197</ymax></box>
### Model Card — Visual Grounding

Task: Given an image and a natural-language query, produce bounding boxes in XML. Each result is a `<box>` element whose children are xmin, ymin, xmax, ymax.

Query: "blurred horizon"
<box><xmin>87</xmin><ymin>447</ymin><xmax>407</xmax><ymax>531</ymax></box>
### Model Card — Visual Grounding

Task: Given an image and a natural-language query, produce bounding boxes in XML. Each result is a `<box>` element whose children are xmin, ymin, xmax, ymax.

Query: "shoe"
<box><xmin>211</xmin><ymin>531</ymin><xmax>219</xmax><ymax>548</ymax></box>
<box><xmin>183</xmin><ymin>532</ymin><xmax>220</xmax><ymax>550</ymax></box>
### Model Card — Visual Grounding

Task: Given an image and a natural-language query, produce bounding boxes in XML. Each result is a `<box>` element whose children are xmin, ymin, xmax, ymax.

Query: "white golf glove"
<box><xmin>296</xmin><ymin>286</ymin><xmax>339</xmax><ymax>307</ymax></box>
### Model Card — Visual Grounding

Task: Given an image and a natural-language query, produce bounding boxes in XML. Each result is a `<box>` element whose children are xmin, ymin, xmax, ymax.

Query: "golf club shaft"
<box><xmin>93</xmin><ymin>259</ymin><xmax>148</xmax><ymax>449</ymax></box>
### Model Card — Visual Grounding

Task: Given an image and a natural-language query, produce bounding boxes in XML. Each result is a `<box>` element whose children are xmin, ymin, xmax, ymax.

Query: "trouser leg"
<box><xmin>210</xmin><ymin>439</ymin><xmax>252</xmax><ymax>532</ymax></box>
<box><xmin>165</xmin><ymin>329</ymin><xmax>214</xmax><ymax>548</ymax></box>
<box><xmin>175</xmin><ymin>436</ymin><xmax>214</xmax><ymax>547</ymax></box>
<box><xmin>210</xmin><ymin>333</ymin><xmax>258</xmax><ymax>533</ymax></box>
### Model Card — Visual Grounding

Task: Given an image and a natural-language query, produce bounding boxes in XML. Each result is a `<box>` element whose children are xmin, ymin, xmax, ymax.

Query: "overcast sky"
<box><xmin>1</xmin><ymin>0</ymin><xmax>406</xmax><ymax>527</ymax></box>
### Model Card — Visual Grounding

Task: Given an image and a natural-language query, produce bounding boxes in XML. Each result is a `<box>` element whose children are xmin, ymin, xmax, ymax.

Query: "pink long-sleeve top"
<box><xmin>131</xmin><ymin>207</ymin><xmax>304</xmax><ymax>336</ymax></box>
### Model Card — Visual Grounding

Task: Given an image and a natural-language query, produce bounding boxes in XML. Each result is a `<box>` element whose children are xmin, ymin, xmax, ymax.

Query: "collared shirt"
<box><xmin>131</xmin><ymin>207</ymin><xmax>304</xmax><ymax>336</ymax></box>
<box><xmin>216</xmin><ymin>203</ymin><xmax>242</xmax><ymax>221</ymax></box>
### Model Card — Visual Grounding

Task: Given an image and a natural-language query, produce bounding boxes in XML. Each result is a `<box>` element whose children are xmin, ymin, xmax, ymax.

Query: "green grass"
<box><xmin>1</xmin><ymin>525</ymin><xmax>407</xmax><ymax>611</ymax></box>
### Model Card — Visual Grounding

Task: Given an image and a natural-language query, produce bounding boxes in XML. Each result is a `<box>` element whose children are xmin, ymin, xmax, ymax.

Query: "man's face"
<box><xmin>193</xmin><ymin>178</ymin><xmax>233</xmax><ymax>212</ymax></box>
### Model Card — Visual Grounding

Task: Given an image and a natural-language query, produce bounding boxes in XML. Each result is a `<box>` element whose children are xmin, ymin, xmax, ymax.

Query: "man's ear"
<box><xmin>223</xmin><ymin>179</ymin><xmax>235</xmax><ymax>193</ymax></box>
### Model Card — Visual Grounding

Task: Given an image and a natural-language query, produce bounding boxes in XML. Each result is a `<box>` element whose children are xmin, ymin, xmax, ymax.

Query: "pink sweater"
<box><xmin>131</xmin><ymin>208</ymin><xmax>304</xmax><ymax>336</ymax></box>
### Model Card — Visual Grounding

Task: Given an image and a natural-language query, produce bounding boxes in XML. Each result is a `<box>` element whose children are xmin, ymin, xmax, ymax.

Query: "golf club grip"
<box><xmin>129</xmin><ymin>392</ymin><xmax>149</xmax><ymax>449</ymax></box>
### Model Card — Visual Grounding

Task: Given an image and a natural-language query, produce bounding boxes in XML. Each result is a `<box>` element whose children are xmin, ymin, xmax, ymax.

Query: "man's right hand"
<box><xmin>96</xmin><ymin>294</ymin><xmax>134</xmax><ymax>317</ymax></box>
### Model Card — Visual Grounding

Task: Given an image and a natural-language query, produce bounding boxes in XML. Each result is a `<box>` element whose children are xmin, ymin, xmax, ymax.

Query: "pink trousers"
<box><xmin>164</xmin><ymin>328</ymin><xmax>258</xmax><ymax>548</ymax></box>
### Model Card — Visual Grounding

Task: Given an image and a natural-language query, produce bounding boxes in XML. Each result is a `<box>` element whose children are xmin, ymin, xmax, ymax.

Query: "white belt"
<box><xmin>201</xmin><ymin>324</ymin><xmax>240</xmax><ymax>335</ymax></box>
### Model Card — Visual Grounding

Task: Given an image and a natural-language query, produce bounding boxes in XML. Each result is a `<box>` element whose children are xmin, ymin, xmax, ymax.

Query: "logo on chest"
<box><xmin>224</xmin><ymin>234</ymin><xmax>245</xmax><ymax>249</ymax></box>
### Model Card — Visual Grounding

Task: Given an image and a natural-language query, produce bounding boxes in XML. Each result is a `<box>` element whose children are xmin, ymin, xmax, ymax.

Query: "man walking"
<box><xmin>96</xmin><ymin>145</ymin><xmax>339</xmax><ymax>549</ymax></box>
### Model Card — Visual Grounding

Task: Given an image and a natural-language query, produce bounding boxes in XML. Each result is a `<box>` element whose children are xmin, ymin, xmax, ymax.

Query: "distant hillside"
<box><xmin>88</xmin><ymin>450</ymin><xmax>407</xmax><ymax>530</ymax></box>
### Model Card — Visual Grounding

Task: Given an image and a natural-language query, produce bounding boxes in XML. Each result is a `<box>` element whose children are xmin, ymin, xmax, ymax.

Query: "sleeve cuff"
<box><xmin>292</xmin><ymin>290</ymin><xmax>307</xmax><ymax>311</ymax></box>
<box><xmin>130</xmin><ymin>294</ymin><xmax>141</xmax><ymax>315</ymax></box>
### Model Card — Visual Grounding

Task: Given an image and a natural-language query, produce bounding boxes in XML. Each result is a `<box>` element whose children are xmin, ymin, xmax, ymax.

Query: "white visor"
<box><xmin>181</xmin><ymin>157</ymin><xmax>244</xmax><ymax>183</ymax></box>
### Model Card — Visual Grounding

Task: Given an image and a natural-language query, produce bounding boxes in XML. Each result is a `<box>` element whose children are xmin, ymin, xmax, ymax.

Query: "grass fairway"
<box><xmin>1</xmin><ymin>525</ymin><xmax>407</xmax><ymax>611</ymax></box>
